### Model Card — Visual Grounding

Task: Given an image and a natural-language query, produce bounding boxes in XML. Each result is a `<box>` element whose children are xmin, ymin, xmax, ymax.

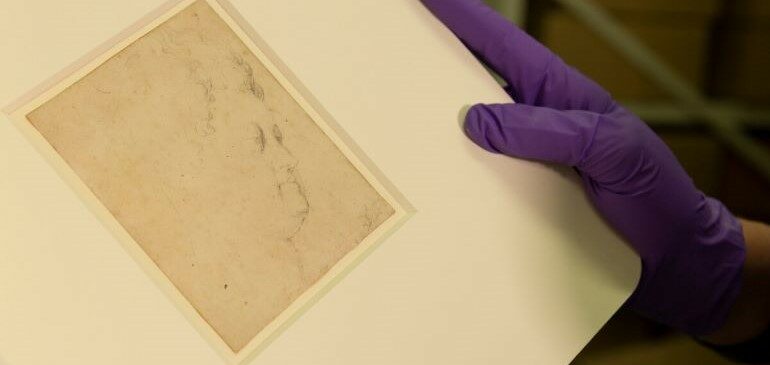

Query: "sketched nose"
<box><xmin>272</xmin><ymin>145</ymin><xmax>298</xmax><ymax>177</ymax></box>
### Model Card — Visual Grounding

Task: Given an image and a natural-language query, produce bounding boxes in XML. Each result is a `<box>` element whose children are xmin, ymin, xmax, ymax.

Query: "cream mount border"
<box><xmin>4</xmin><ymin>0</ymin><xmax>415</xmax><ymax>363</ymax></box>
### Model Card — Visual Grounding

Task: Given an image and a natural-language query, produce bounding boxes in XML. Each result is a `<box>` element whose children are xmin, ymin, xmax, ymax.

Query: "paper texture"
<box><xmin>24</xmin><ymin>0</ymin><xmax>394</xmax><ymax>352</ymax></box>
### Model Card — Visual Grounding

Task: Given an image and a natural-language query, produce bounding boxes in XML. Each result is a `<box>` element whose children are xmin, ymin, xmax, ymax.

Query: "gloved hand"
<box><xmin>421</xmin><ymin>0</ymin><xmax>746</xmax><ymax>336</ymax></box>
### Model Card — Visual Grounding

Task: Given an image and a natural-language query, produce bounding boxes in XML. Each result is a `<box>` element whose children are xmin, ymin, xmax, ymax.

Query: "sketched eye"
<box><xmin>254</xmin><ymin>124</ymin><xmax>266</xmax><ymax>153</ymax></box>
<box><xmin>272</xmin><ymin>124</ymin><xmax>284</xmax><ymax>144</ymax></box>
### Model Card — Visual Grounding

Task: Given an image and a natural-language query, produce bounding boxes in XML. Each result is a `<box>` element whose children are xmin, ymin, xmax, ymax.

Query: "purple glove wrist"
<box><xmin>422</xmin><ymin>0</ymin><xmax>746</xmax><ymax>335</ymax></box>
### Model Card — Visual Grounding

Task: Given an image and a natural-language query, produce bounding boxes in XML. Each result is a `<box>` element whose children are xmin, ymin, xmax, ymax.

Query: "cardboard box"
<box><xmin>712</xmin><ymin>21</ymin><xmax>770</xmax><ymax>104</ymax></box>
<box><xmin>711</xmin><ymin>1</ymin><xmax>770</xmax><ymax>105</ymax></box>
<box><xmin>726</xmin><ymin>0</ymin><xmax>770</xmax><ymax>18</ymax></box>
<box><xmin>592</xmin><ymin>0</ymin><xmax>720</xmax><ymax>17</ymax></box>
<box><xmin>720</xmin><ymin>139</ymin><xmax>770</xmax><ymax>222</ymax></box>
<box><xmin>658</xmin><ymin>131</ymin><xmax>725</xmax><ymax>196</ymax></box>
<box><xmin>540</xmin><ymin>8</ymin><xmax>716</xmax><ymax>101</ymax></box>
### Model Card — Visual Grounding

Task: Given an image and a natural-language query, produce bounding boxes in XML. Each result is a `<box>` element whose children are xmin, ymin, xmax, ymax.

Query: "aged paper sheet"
<box><xmin>26</xmin><ymin>0</ymin><xmax>395</xmax><ymax>352</ymax></box>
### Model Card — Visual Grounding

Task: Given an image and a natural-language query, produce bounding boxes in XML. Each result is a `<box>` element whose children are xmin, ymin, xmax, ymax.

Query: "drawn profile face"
<box><xmin>187</xmin><ymin>58</ymin><xmax>312</xmax><ymax>244</ymax></box>
<box><xmin>250</xmin><ymin>110</ymin><xmax>310</xmax><ymax>241</ymax></box>
<box><xmin>150</xmin><ymin>22</ymin><xmax>313</xmax><ymax>244</ymax></box>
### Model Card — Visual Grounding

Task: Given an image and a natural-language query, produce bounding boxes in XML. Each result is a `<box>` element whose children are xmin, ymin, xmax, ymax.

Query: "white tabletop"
<box><xmin>0</xmin><ymin>0</ymin><xmax>639</xmax><ymax>364</ymax></box>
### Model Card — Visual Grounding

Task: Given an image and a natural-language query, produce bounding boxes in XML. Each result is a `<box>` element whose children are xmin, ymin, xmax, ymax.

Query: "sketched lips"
<box><xmin>278</xmin><ymin>179</ymin><xmax>309</xmax><ymax>217</ymax></box>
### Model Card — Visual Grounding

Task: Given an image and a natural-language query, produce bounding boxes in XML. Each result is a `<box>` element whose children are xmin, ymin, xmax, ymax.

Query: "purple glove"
<box><xmin>422</xmin><ymin>0</ymin><xmax>746</xmax><ymax>336</ymax></box>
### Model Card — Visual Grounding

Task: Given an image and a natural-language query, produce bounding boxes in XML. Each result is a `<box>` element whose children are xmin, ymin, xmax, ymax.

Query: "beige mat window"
<box><xmin>8</xmin><ymin>0</ymin><xmax>410</xmax><ymax>362</ymax></box>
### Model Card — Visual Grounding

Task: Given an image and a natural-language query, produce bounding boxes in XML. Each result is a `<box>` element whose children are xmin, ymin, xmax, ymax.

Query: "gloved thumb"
<box><xmin>464</xmin><ymin>103</ymin><xmax>602</xmax><ymax>167</ymax></box>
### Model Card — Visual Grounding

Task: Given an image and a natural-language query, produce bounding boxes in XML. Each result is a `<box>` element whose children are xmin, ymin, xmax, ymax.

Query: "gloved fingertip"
<box><xmin>463</xmin><ymin>103</ymin><xmax>500</xmax><ymax>153</ymax></box>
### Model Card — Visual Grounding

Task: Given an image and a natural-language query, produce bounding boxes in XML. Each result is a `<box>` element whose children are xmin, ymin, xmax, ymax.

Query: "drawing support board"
<box><xmin>7</xmin><ymin>1</ymin><xmax>408</xmax><ymax>360</ymax></box>
<box><xmin>0</xmin><ymin>0</ymin><xmax>641</xmax><ymax>364</ymax></box>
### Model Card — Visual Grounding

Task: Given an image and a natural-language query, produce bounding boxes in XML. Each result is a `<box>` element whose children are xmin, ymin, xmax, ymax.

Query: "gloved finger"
<box><xmin>422</xmin><ymin>0</ymin><xmax>613</xmax><ymax>113</ymax></box>
<box><xmin>463</xmin><ymin>102</ymin><xmax>603</xmax><ymax>167</ymax></box>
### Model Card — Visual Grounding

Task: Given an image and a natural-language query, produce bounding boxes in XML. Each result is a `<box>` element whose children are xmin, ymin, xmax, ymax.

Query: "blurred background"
<box><xmin>482</xmin><ymin>0</ymin><xmax>770</xmax><ymax>364</ymax></box>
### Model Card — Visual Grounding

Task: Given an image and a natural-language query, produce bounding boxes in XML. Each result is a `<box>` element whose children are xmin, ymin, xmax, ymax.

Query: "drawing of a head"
<box><xmin>251</xmin><ymin>110</ymin><xmax>311</xmax><ymax>240</ymax></box>
<box><xmin>149</xmin><ymin>20</ymin><xmax>312</xmax><ymax>244</ymax></box>
<box><xmin>187</xmin><ymin>72</ymin><xmax>310</xmax><ymax>243</ymax></box>
<box><xmin>228</xmin><ymin>104</ymin><xmax>310</xmax><ymax>243</ymax></box>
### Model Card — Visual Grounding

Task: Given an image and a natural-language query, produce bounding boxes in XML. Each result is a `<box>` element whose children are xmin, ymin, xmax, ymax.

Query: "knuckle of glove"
<box><xmin>580</xmin><ymin>112</ymin><xmax>659</xmax><ymax>195</ymax></box>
